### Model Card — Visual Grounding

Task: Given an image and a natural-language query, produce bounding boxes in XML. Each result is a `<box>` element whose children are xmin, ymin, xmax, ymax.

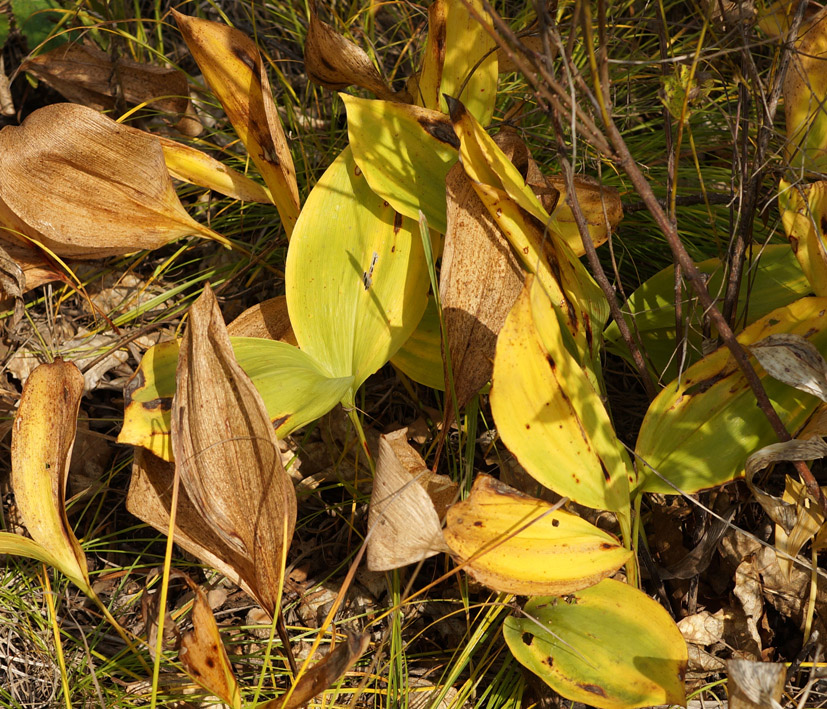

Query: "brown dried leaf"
<box><xmin>0</xmin><ymin>103</ymin><xmax>227</xmax><ymax>258</ymax></box>
<box><xmin>367</xmin><ymin>430</ymin><xmax>450</xmax><ymax>571</ymax></box>
<box><xmin>546</xmin><ymin>174</ymin><xmax>623</xmax><ymax>254</ymax></box>
<box><xmin>126</xmin><ymin>449</ymin><xmax>256</xmax><ymax>598</ymax></box>
<box><xmin>20</xmin><ymin>43</ymin><xmax>197</xmax><ymax>130</ymax></box>
<box><xmin>727</xmin><ymin>659</ymin><xmax>785</xmax><ymax>709</ymax></box>
<box><xmin>173</xmin><ymin>284</ymin><xmax>297</xmax><ymax>616</ymax></box>
<box><xmin>179</xmin><ymin>585</ymin><xmax>241</xmax><ymax>708</ymax></box>
<box><xmin>776</xmin><ymin>475</ymin><xmax>825</xmax><ymax>580</ymax></box>
<box><xmin>172</xmin><ymin>10</ymin><xmax>300</xmax><ymax>235</ymax></box>
<box><xmin>745</xmin><ymin>437</ymin><xmax>827</xmax><ymax>533</ymax></box>
<box><xmin>259</xmin><ymin>633</ymin><xmax>370</xmax><ymax>709</ymax></box>
<box><xmin>751</xmin><ymin>332</ymin><xmax>827</xmax><ymax>402</ymax></box>
<box><xmin>226</xmin><ymin>295</ymin><xmax>297</xmax><ymax>344</ymax></box>
<box><xmin>440</xmin><ymin>161</ymin><xmax>524</xmax><ymax>416</ymax></box>
<box><xmin>304</xmin><ymin>3</ymin><xmax>398</xmax><ymax>101</ymax></box>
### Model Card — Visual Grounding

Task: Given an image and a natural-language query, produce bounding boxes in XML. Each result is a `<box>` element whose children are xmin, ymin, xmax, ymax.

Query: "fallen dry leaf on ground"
<box><xmin>0</xmin><ymin>103</ymin><xmax>228</xmax><ymax>258</ymax></box>
<box><xmin>172</xmin><ymin>284</ymin><xmax>297</xmax><ymax>617</ymax></box>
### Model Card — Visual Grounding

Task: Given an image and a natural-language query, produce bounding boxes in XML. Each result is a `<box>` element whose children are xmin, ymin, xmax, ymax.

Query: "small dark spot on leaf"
<box><xmin>578</xmin><ymin>683</ymin><xmax>607</xmax><ymax>697</ymax></box>
<box><xmin>551</xmin><ymin>518</ymin><xmax>560</xmax><ymax>527</ymax></box>
<box><xmin>525</xmin><ymin>423</ymin><xmax>530</xmax><ymax>430</ymax></box>
<box><xmin>521</xmin><ymin>632</ymin><xmax>532</xmax><ymax>646</ymax></box>
<box><xmin>393</xmin><ymin>212</ymin><xmax>403</xmax><ymax>234</ymax></box>
<box><xmin>473</xmin><ymin>520</ymin><xmax>483</xmax><ymax>527</ymax></box>
<box><xmin>205</xmin><ymin>657</ymin><xmax>216</xmax><ymax>669</ymax></box>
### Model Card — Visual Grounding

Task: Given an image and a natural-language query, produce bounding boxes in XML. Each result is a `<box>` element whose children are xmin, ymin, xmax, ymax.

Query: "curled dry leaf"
<box><xmin>226</xmin><ymin>295</ymin><xmax>297</xmax><ymax>344</ymax></box>
<box><xmin>775</xmin><ymin>475</ymin><xmax>825</xmax><ymax>580</ymax></box>
<box><xmin>744</xmin><ymin>437</ymin><xmax>827</xmax><ymax>533</ymax></box>
<box><xmin>173</xmin><ymin>284</ymin><xmax>297</xmax><ymax>617</ymax></box>
<box><xmin>751</xmin><ymin>332</ymin><xmax>827</xmax><ymax>402</ymax></box>
<box><xmin>0</xmin><ymin>103</ymin><xmax>228</xmax><ymax>258</ymax></box>
<box><xmin>440</xmin><ymin>161</ymin><xmax>524</xmax><ymax>417</ymax></box>
<box><xmin>259</xmin><ymin>633</ymin><xmax>370</xmax><ymax>709</ymax></box>
<box><xmin>443</xmin><ymin>474</ymin><xmax>631</xmax><ymax>596</ymax></box>
<box><xmin>727</xmin><ymin>659</ymin><xmax>785</xmax><ymax>709</ymax></box>
<box><xmin>172</xmin><ymin>10</ymin><xmax>300</xmax><ymax>235</ymax></box>
<box><xmin>304</xmin><ymin>3</ymin><xmax>399</xmax><ymax>101</ymax></box>
<box><xmin>9</xmin><ymin>360</ymin><xmax>91</xmax><ymax>592</ymax></box>
<box><xmin>20</xmin><ymin>43</ymin><xmax>198</xmax><ymax>133</ymax></box>
<box><xmin>179</xmin><ymin>584</ymin><xmax>241</xmax><ymax>709</ymax></box>
<box><xmin>367</xmin><ymin>429</ymin><xmax>452</xmax><ymax>571</ymax></box>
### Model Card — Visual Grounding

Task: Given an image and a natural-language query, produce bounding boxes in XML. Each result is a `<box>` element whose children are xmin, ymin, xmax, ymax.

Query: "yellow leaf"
<box><xmin>444</xmin><ymin>475</ymin><xmax>630</xmax><ymax>596</ymax></box>
<box><xmin>285</xmin><ymin>146</ymin><xmax>429</xmax><ymax>405</ymax></box>
<box><xmin>173</xmin><ymin>10</ymin><xmax>300</xmax><ymax>235</ymax></box>
<box><xmin>415</xmin><ymin>0</ymin><xmax>498</xmax><ymax>126</ymax></box>
<box><xmin>779</xmin><ymin>179</ymin><xmax>827</xmax><ymax>296</ymax></box>
<box><xmin>11</xmin><ymin>360</ymin><xmax>92</xmax><ymax>593</ymax></box>
<box><xmin>491</xmin><ymin>278</ymin><xmax>631</xmax><ymax>513</ymax></box>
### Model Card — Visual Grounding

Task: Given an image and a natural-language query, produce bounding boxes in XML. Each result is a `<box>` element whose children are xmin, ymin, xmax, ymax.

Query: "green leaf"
<box><xmin>604</xmin><ymin>244</ymin><xmax>811</xmax><ymax>380</ymax></box>
<box><xmin>11</xmin><ymin>0</ymin><xmax>67</xmax><ymax>52</ymax></box>
<box><xmin>390</xmin><ymin>295</ymin><xmax>445</xmax><ymax>390</ymax></box>
<box><xmin>343</xmin><ymin>95</ymin><xmax>459</xmax><ymax>234</ymax></box>
<box><xmin>118</xmin><ymin>338</ymin><xmax>353</xmax><ymax>461</ymax></box>
<box><xmin>285</xmin><ymin>146</ymin><xmax>429</xmax><ymax>405</ymax></box>
<box><xmin>504</xmin><ymin>579</ymin><xmax>687</xmax><ymax>709</ymax></box>
<box><xmin>491</xmin><ymin>278</ymin><xmax>632</xmax><ymax>514</ymax></box>
<box><xmin>636</xmin><ymin>296</ymin><xmax>827</xmax><ymax>494</ymax></box>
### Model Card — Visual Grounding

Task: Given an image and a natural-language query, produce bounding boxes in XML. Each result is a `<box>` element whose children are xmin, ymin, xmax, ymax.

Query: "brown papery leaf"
<box><xmin>172</xmin><ymin>10</ymin><xmax>300</xmax><ymax>235</ymax></box>
<box><xmin>126</xmin><ymin>449</ymin><xmax>257</xmax><ymax>599</ymax></box>
<box><xmin>440</xmin><ymin>161</ymin><xmax>524</xmax><ymax>416</ymax></box>
<box><xmin>727</xmin><ymin>659</ymin><xmax>785</xmax><ymax>709</ymax></box>
<box><xmin>0</xmin><ymin>103</ymin><xmax>229</xmax><ymax>259</ymax></box>
<box><xmin>20</xmin><ymin>43</ymin><xmax>198</xmax><ymax>131</ymax></box>
<box><xmin>546</xmin><ymin>174</ymin><xmax>623</xmax><ymax>252</ymax></box>
<box><xmin>226</xmin><ymin>295</ymin><xmax>298</xmax><ymax>344</ymax></box>
<box><xmin>173</xmin><ymin>284</ymin><xmax>297</xmax><ymax>617</ymax></box>
<box><xmin>367</xmin><ymin>430</ymin><xmax>450</xmax><ymax>571</ymax></box>
<box><xmin>179</xmin><ymin>584</ymin><xmax>241</xmax><ymax>708</ymax></box>
<box><xmin>751</xmin><ymin>332</ymin><xmax>827</xmax><ymax>403</ymax></box>
<box><xmin>304</xmin><ymin>2</ymin><xmax>399</xmax><ymax>102</ymax></box>
<box><xmin>259</xmin><ymin>633</ymin><xmax>370</xmax><ymax>709</ymax></box>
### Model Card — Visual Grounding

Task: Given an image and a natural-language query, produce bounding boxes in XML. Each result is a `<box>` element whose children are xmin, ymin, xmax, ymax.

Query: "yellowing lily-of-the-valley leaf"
<box><xmin>414</xmin><ymin>0</ymin><xmax>498</xmax><ymax>126</ymax></box>
<box><xmin>490</xmin><ymin>277</ymin><xmax>632</xmax><ymax>517</ymax></box>
<box><xmin>636</xmin><ymin>296</ymin><xmax>827</xmax><ymax>495</ymax></box>
<box><xmin>779</xmin><ymin>178</ymin><xmax>827</xmax><ymax>297</ymax></box>
<box><xmin>503</xmin><ymin>579</ymin><xmax>687</xmax><ymax>709</ymax></box>
<box><xmin>285</xmin><ymin>146</ymin><xmax>429</xmax><ymax>406</ymax></box>
<box><xmin>344</xmin><ymin>95</ymin><xmax>459</xmax><ymax>235</ymax></box>
<box><xmin>443</xmin><ymin>475</ymin><xmax>630</xmax><ymax>596</ymax></box>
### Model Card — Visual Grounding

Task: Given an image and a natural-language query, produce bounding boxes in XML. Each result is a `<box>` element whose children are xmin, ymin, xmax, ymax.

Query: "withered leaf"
<box><xmin>0</xmin><ymin>103</ymin><xmax>228</xmax><ymax>258</ymax></box>
<box><xmin>179</xmin><ymin>584</ymin><xmax>241</xmax><ymax>708</ymax></box>
<box><xmin>440</xmin><ymin>161</ymin><xmax>524</xmax><ymax>417</ymax></box>
<box><xmin>172</xmin><ymin>10</ymin><xmax>300</xmax><ymax>235</ymax></box>
<box><xmin>751</xmin><ymin>332</ymin><xmax>827</xmax><ymax>403</ymax></box>
<box><xmin>226</xmin><ymin>295</ymin><xmax>297</xmax><ymax>344</ymax></box>
<box><xmin>305</xmin><ymin>2</ymin><xmax>399</xmax><ymax>101</ymax></box>
<box><xmin>259</xmin><ymin>633</ymin><xmax>370</xmax><ymax>709</ymax></box>
<box><xmin>21</xmin><ymin>43</ymin><xmax>197</xmax><ymax>131</ymax></box>
<box><xmin>367</xmin><ymin>430</ymin><xmax>450</xmax><ymax>571</ymax></box>
<box><xmin>727</xmin><ymin>659</ymin><xmax>785</xmax><ymax>709</ymax></box>
<box><xmin>172</xmin><ymin>284</ymin><xmax>297</xmax><ymax>617</ymax></box>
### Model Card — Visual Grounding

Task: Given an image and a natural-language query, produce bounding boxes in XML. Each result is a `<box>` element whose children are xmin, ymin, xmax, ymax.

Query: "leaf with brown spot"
<box><xmin>179</xmin><ymin>584</ymin><xmax>242</xmax><ymax>709</ymax></box>
<box><xmin>173</xmin><ymin>284</ymin><xmax>297</xmax><ymax>616</ymax></box>
<box><xmin>20</xmin><ymin>43</ymin><xmax>199</xmax><ymax>133</ymax></box>
<box><xmin>367</xmin><ymin>430</ymin><xmax>452</xmax><ymax>571</ymax></box>
<box><xmin>440</xmin><ymin>161</ymin><xmax>524</xmax><ymax>418</ymax></box>
<box><xmin>0</xmin><ymin>103</ymin><xmax>229</xmax><ymax>259</ymax></box>
<box><xmin>304</xmin><ymin>2</ymin><xmax>399</xmax><ymax>101</ymax></box>
<box><xmin>443</xmin><ymin>475</ymin><xmax>630</xmax><ymax>596</ymax></box>
<box><xmin>779</xmin><ymin>179</ymin><xmax>827</xmax><ymax>296</ymax></box>
<box><xmin>415</xmin><ymin>0</ymin><xmax>498</xmax><ymax>125</ymax></box>
<box><xmin>258</xmin><ymin>633</ymin><xmax>370</xmax><ymax>709</ymax></box>
<box><xmin>173</xmin><ymin>10</ymin><xmax>300</xmax><ymax>235</ymax></box>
